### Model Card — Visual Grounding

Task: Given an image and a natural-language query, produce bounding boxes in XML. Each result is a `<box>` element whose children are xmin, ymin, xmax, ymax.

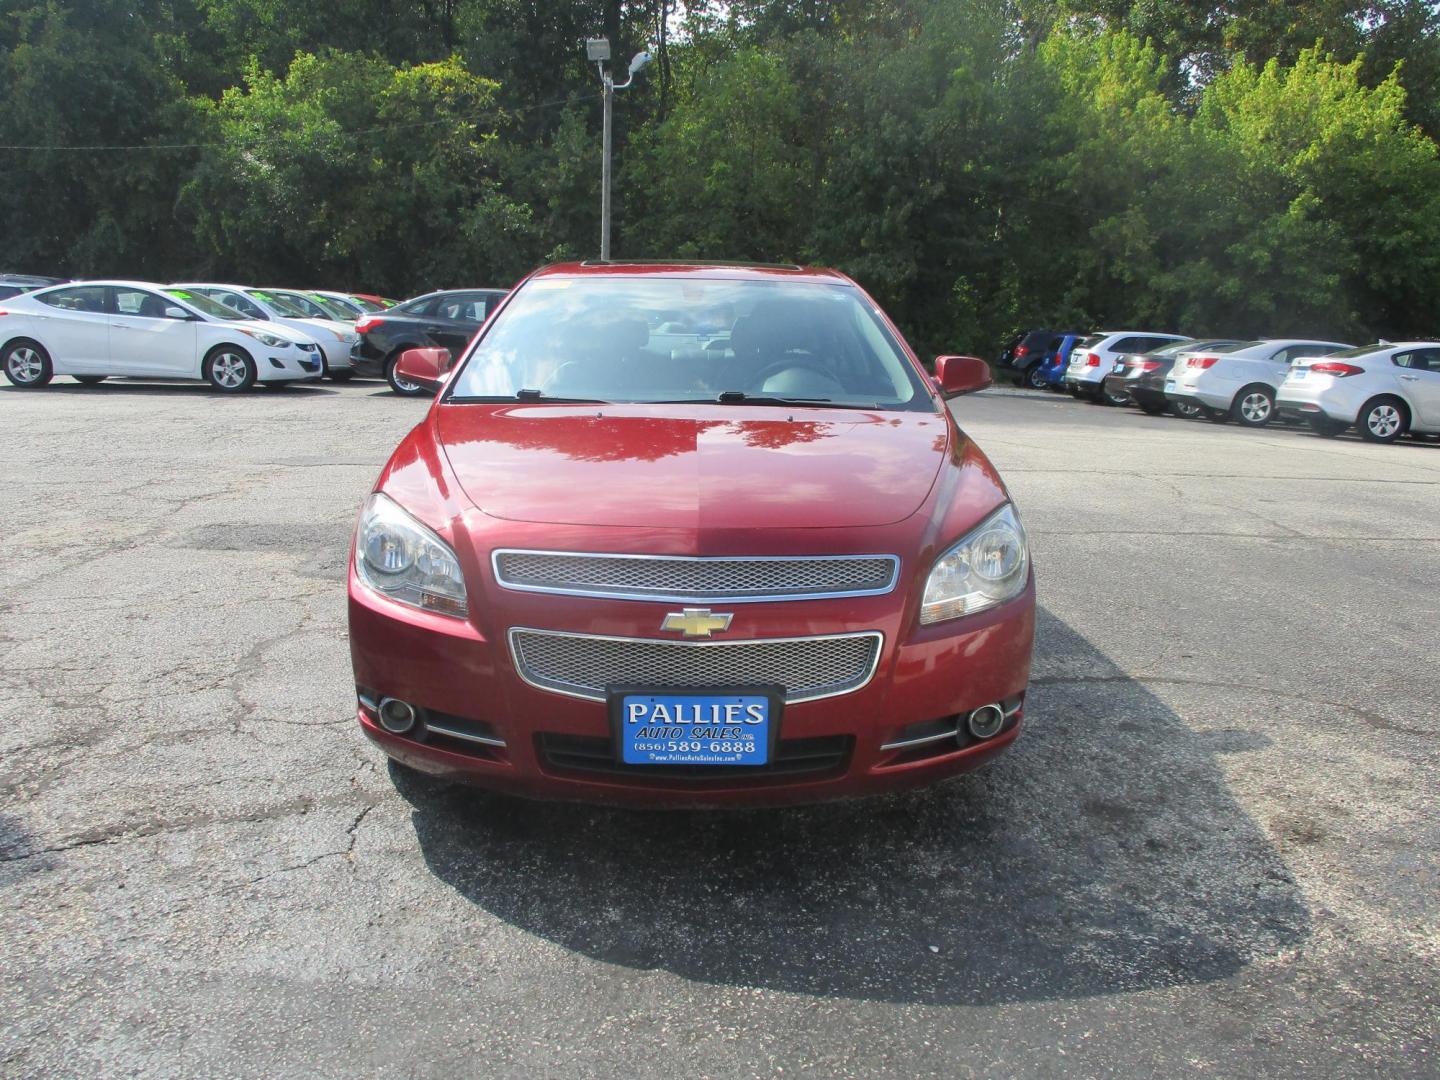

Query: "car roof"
<box><xmin>1095</xmin><ymin>330</ymin><xmax>1187</xmax><ymax>337</ymax></box>
<box><xmin>533</xmin><ymin>261</ymin><xmax>855</xmax><ymax>286</ymax></box>
<box><xmin>0</xmin><ymin>273</ymin><xmax>67</xmax><ymax>285</ymax></box>
<box><xmin>1248</xmin><ymin>338</ymin><xmax>1352</xmax><ymax>346</ymax></box>
<box><xmin>25</xmin><ymin>279</ymin><xmax>178</xmax><ymax>292</ymax></box>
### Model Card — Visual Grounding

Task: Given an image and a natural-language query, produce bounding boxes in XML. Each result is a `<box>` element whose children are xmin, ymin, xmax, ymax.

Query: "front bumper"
<box><xmin>255</xmin><ymin>350</ymin><xmax>325</xmax><ymax>382</ymax></box>
<box><xmin>349</xmin><ymin>569</ymin><xmax>1036</xmax><ymax>806</ymax></box>
<box><xmin>319</xmin><ymin>336</ymin><xmax>357</xmax><ymax>372</ymax></box>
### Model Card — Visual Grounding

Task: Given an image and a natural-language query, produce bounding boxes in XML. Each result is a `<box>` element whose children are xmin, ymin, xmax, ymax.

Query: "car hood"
<box><xmin>243</xmin><ymin>320</ymin><xmax>316</xmax><ymax>346</ymax></box>
<box><xmin>435</xmin><ymin>404</ymin><xmax>949</xmax><ymax>529</ymax></box>
<box><xmin>298</xmin><ymin>318</ymin><xmax>354</xmax><ymax>336</ymax></box>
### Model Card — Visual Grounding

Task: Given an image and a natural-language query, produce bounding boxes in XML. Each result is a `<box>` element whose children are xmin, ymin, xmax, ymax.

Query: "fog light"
<box><xmin>966</xmin><ymin>704</ymin><xmax>1005</xmax><ymax>740</ymax></box>
<box><xmin>377</xmin><ymin>697</ymin><xmax>417</xmax><ymax>734</ymax></box>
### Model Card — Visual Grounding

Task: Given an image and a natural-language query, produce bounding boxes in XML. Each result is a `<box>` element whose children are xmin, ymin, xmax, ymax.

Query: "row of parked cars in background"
<box><xmin>0</xmin><ymin>272</ymin><xmax>505</xmax><ymax>396</ymax></box>
<box><xmin>998</xmin><ymin>328</ymin><xmax>1440</xmax><ymax>444</ymax></box>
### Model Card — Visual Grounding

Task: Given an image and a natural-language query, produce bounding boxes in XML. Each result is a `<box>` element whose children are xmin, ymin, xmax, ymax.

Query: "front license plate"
<box><xmin>612</xmin><ymin>689</ymin><xmax>779</xmax><ymax>766</ymax></box>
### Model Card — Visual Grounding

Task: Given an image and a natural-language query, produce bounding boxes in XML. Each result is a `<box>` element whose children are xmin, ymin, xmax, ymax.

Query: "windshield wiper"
<box><xmin>712</xmin><ymin>391</ymin><xmax>881</xmax><ymax>410</ymax></box>
<box><xmin>446</xmin><ymin>392</ymin><xmax>612</xmax><ymax>405</ymax></box>
<box><xmin>511</xmin><ymin>388</ymin><xmax>612</xmax><ymax>404</ymax></box>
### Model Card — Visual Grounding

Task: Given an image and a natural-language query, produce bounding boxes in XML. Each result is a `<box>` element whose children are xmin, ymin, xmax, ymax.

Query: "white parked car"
<box><xmin>170</xmin><ymin>283</ymin><xmax>358</xmax><ymax>381</ymax></box>
<box><xmin>1277</xmin><ymin>342</ymin><xmax>1440</xmax><ymax>443</ymax></box>
<box><xmin>260</xmin><ymin>287</ymin><xmax>358</xmax><ymax>324</ymax></box>
<box><xmin>314</xmin><ymin>289</ymin><xmax>386</xmax><ymax>315</ymax></box>
<box><xmin>1164</xmin><ymin>338</ymin><xmax>1351</xmax><ymax>426</ymax></box>
<box><xmin>1064</xmin><ymin>331</ymin><xmax>1190</xmax><ymax>402</ymax></box>
<box><xmin>0</xmin><ymin>281</ymin><xmax>325</xmax><ymax>391</ymax></box>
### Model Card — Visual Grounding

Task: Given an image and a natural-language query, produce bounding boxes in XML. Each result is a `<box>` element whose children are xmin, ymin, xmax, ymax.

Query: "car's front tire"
<box><xmin>1232</xmin><ymin>385</ymin><xmax>1275</xmax><ymax>427</ymax></box>
<box><xmin>386</xmin><ymin>351</ymin><xmax>429</xmax><ymax>397</ymax></box>
<box><xmin>3</xmin><ymin>340</ymin><xmax>53</xmax><ymax>388</ymax></box>
<box><xmin>1358</xmin><ymin>397</ymin><xmax>1407</xmax><ymax>443</ymax></box>
<box><xmin>203</xmin><ymin>346</ymin><xmax>257</xmax><ymax>392</ymax></box>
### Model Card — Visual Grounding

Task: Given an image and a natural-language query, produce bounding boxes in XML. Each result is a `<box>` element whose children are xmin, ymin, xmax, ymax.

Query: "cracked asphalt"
<box><xmin>1</xmin><ymin>379</ymin><xmax>1435</xmax><ymax>1078</ymax></box>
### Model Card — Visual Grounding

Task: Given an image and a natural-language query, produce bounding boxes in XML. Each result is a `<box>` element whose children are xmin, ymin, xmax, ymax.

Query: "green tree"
<box><xmin>1196</xmin><ymin>46</ymin><xmax>1440</xmax><ymax>337</ymax></box>
<box><xmin>180</xmin><ymin>51</ymin><xmax>535</xmax><ymax>291</ymax></box>
<box><xmin>0</xmin><ymin>0</ymin><xmax>199</xmax><ymax>277</ymax></box>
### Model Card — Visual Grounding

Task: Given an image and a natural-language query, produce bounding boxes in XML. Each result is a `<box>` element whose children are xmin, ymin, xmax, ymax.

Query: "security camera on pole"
<box><xmin>587</xmin><ymin>37</ymin><xmax>652</xmax><ymax>262</ymax></box>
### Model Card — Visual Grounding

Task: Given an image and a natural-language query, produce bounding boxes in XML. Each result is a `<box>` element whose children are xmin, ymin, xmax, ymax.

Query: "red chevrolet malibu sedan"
<box><xmin>348</xmin><ymin>261</ymin><xmax>1035</xmax><ymax>805</ymax></box>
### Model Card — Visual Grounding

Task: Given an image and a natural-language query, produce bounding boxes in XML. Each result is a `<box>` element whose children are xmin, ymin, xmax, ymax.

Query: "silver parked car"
<box><xmin>1163</xmin><ymin>338</ymin><xmax>1352</xmax><ymax>426</ymax></box>
<box><xmin>1277</xmin><ymin>342</ymin><xmax>1440</xmax><ymax>442</ymax></box>
<box><xmin>171</xmin><ymin>283</ymin><xmax>359</xmax><ymax>381</ymax></box>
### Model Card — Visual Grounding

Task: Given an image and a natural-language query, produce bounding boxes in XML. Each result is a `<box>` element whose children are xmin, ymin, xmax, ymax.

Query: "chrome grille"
<box><xmin>508</xmin><ymin>628</ymin><xmax>883</xmax><ymax>703</ymax></box>
<box><xmin>492</xmin><ymin>550</ymin><xmax>898</xmax><ymax>602</ymax></box>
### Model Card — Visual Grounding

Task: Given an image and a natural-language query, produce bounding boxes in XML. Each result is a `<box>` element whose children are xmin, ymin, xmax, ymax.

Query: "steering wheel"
<box><xmin>748</xmin><ymin>357</ymin><xmax>844</xmax><ymax>394</ymax></box>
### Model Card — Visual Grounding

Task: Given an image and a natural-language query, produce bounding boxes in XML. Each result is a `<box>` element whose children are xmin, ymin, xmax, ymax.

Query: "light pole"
<box><xmin>587</xmin><ymin>37</ymin><xmax>651</xmax><ymax>261</ymax></box>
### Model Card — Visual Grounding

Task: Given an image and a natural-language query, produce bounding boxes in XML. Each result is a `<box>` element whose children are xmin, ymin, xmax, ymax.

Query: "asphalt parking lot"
<box><xmin>1</xmin><ymin>380</ymin><xmax>1435</xmax><ymax>1077</ymax></box>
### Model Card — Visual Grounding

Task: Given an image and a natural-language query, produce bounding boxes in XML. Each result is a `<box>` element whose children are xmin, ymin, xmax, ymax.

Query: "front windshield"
<box><xmin>1151</xmin><ymin>340</ymin><xmax>1198</xmax><ymax>357</ymax></box>
<box><xmin>165</xmin><ymin>289</ymin><xmax>251</xmax><ymax>321</ymax></box>
<box><xmin>311</xmin><ymin>294</ymin><xmax>360</xmax><ymax>319</ymax></box>
<box><xmin>270</xmin><ymin>289</ymin><xmax>331</xmax><ymax>319</ymax></box>
<box><xmin>249</xmin><ymin>290</ymin><xmax>309</xmax><ymax>318</ymax></box>
<box><xmin>448</xmin><ymin>277</ymin><xmax>931</xmax><ymax>410</ymax></box>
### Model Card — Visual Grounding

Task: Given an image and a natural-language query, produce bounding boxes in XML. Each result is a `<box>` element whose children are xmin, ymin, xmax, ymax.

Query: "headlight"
<box><xmin>354</xmin><ymin>493</ymin><xmax>468</xmax><ymax>617</ymax></box>
<box><xmin>238</xmin><ymin>328</ymin><xmax>290</xmax><ymax>348</ymax></box>
<box><xmin>920</xmin><ymin>503</ymin><xmax>1029</xmax><ymax>625</ymax></box>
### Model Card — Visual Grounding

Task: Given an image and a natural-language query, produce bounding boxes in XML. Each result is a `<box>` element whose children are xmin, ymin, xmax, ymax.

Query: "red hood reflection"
<box><xmin>434</xmin><ymin>403</ymin><xmax>947</xmax><ymax>529</ymax></box>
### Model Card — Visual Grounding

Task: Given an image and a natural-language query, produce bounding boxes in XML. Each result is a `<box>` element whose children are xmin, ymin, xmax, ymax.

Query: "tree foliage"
<box><xmin>3</xmin><ymin>0</ymin><xmax>1439</xmax><ymax>351</ymax></box>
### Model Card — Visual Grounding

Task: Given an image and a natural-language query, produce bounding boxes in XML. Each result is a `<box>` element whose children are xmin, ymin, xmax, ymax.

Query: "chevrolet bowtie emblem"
<box><xmin>661</xmin><ymin>608</ymin><xmax>733</xmax><ymax>638</ymax></box>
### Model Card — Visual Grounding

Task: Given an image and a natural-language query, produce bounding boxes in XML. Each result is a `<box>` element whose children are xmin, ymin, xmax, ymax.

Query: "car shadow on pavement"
<box><xmin>0</xmin><ymin>382</ymin><xmax>337</xmax><ymax>396</ymax></box>
<box><xmin>393</xmin><ymin>606</ymin><xmax>1309</xmax><ymax>1006</ymax></box>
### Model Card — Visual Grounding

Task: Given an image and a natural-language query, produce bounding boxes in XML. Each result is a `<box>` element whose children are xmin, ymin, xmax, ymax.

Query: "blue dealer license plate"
<box><xmin>613</xmin><ymin>690</ymin><xmax>778</xmax><ymax>766</ymax></box>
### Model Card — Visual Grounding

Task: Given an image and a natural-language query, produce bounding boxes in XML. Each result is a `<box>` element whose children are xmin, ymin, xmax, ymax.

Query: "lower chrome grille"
<box><xmin>537</xmin><ymin>733</ymin><xmax>852</xmax><ymax>782</ymax></box>
<box><xmin>508</xmin><ymin>628</ymin><xmax>883</xmax><ymax>703</ymax></box>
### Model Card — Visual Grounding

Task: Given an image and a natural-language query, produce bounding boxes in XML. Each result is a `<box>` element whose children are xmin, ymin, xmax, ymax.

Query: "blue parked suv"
<box><xmin>1034</xmin><ymin>333</ymin><xmax>1082</xmax><ymax>390</ymax></box>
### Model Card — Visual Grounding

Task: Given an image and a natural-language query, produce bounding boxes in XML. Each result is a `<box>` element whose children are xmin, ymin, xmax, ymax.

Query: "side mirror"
<box><xmin>394</xmin><ymin>347</ymin><xmax>453</xmax><ymax>393</ymax></box>
<box><xmin>163</xmin><ymin>305</ymin><xmax>192</xmax><ymax>320</ymax></box>
<box><xmin>932</xmin><ymin>355</ymin><xmax>992</xmax><ymax>398</ymax></box>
